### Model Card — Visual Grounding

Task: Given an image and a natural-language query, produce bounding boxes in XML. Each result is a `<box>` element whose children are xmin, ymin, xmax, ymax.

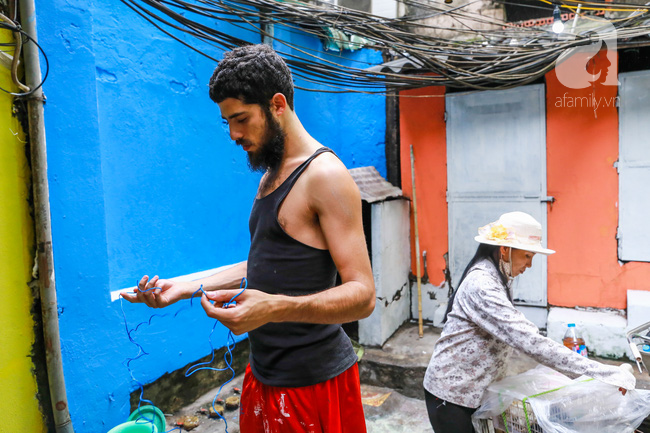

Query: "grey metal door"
<box><xmin>446</xmin><ymin>85</ymin><xmax>549</xmax><ymax>319</ymax></box>
<box><xmin>618</xmin><ymin>70</ymin><xmax>650</xmax><ymax>262</ymax></box>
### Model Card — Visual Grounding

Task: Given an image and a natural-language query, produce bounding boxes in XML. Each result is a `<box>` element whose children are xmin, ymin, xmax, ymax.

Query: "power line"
<box><xmin>120</xmin><ymin>0</ymin><xmax>650</xmax><ymax>91</ymax></box>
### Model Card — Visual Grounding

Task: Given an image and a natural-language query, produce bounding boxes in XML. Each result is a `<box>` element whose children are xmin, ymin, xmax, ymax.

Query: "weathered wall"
<box><xmin>0</xmin><ymin>28</ymin><xmax>46</xmax><ymax>433</ymax></box>
<box><xmin>399</xmin><ymin>86</ymin><xmax>447</xmax><ymax>290</ymax></box>
<box><xmin>399</xmin><ymin>52</ymin><xmax>650</xmax><ymax>318</ymax></box>
<box><xmin>359</xmin><ymin>199</ymin><xmax>411</xmax><ymax>346</ymax></box>
<box><xmin>546</xmin><ymin>50</ymin><xmax>650</xmax><ymax>309</ymax></box>
<box><xmin>276</xmin><ymin>25</ymin><xmax>387</xmax><ymax>176</ymax></box>
<box><xmin>404</xmin><ymin>0</ymin><xmax>505</xmax><ymax>41</ymax></box>
<box><xmin>37</xmin><ymin>0</ymin><xmax>386</xmax><ymax>431</ymax></box>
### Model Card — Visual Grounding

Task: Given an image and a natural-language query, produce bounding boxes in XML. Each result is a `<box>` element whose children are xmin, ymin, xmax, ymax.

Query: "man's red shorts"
<box><xmin>239</xmin><ymin>363</ymin><xmax>367</xmax><ymax>432</ymax></box>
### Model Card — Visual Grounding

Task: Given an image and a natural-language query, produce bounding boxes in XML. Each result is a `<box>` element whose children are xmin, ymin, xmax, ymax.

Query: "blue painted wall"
<box><xmin>37</xmin><ymin>1</ymin><xmax>386</xmax><ymax>431</ymax></box>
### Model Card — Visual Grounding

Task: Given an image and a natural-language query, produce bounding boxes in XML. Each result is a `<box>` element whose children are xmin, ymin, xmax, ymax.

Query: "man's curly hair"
<box><xmin>209</xmin><ymin>44</ymin><xmax>294</xmax><ymax>110</ymax></box>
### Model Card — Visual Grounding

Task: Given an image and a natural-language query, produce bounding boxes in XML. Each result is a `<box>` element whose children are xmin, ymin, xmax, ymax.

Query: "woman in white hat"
<box><xmin>422</xmin><ymin>211</ymin><xmax>636</xmax><ymax>433</ymax></box>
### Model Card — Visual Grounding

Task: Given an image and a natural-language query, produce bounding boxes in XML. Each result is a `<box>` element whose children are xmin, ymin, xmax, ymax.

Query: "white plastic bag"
<box><xmin>472</xmin><ymin>365</ymin><xmax>650</xmax><ymax>433</ymax></box>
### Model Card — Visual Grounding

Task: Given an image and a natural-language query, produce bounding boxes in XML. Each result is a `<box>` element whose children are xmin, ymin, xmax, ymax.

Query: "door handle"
<box><xmin>523</xmin><ymin>195</ymin><xmax>555</xmax><ymax>204</ymax></box>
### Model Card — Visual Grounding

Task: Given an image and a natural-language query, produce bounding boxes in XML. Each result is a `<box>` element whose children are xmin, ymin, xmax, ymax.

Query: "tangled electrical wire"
<box><xmin>120</xmin><ymin>0</ymin><xmax>650</xmax><ymax>91</ymax></box>
<box><xmin>0</xmin><ymin>11</ymin><xmax>48</xmax><ymax>97</ymax></box>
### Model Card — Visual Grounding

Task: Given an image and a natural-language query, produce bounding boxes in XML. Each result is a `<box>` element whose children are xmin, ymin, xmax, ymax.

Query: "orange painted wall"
<box><xmin>546</xmin><ymin>50</ymin><xmax>650</xmax><ymax>309</ymax></box>
<box><xmin>399</xmin><ymin>86</ymin><xmax>448</xmax><ymax>285</ymax></box>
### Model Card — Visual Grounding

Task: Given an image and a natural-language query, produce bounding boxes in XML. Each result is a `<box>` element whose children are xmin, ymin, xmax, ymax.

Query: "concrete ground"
<box><xmin>163</xmin><ymin>376</ymin><xmax>430</xmax><ymax>433</ymax></box>
<box><xmin>164</xmin><ymin>373</ymin><xmax>243</xmax><ymax>433</ymax></box>
<box><xmin>164</xmin><ymin>322</ymin><xmax>650</xmax><ymax>432</ymax></box>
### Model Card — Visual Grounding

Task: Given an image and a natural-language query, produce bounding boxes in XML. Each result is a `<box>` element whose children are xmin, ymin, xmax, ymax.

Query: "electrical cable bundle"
<box><xmin>119</xmin><ymin>0</ymin><xmax>650</xmax><ymax>92</ymax></box>
<box><xmin>0</xmin><ymin>11</ymin><xmax>48</xmax><ymax>97</ymax></box>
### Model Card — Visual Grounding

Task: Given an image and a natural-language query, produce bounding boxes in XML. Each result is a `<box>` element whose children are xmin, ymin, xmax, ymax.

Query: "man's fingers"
<box><xmin>121</xmin><ymin>290</ymin><xmax>156</xmax><ymax>307</ymax></box>
<box><xmin>127</xmin><ymin>276</ymin><xmax>169</xmax><ymax>308</ymax></box>
<box><xmin>200</xmin><ymin>293</ymin><xmax>222</xmax><ymax>314</ymax></box>
<box><xmin>205</xmin><ymin>289</ymin><xmax>239</xmax><ymax>302</ymax></box>
<box><xmin>145</xmin><ymin>275</ymin><xmax>159</xmax><ymax>291</ymax></box>
<box><xmin>121</xmin><ymin>292</ymin><xmax>139</xmax><ymax>303</ymax></box>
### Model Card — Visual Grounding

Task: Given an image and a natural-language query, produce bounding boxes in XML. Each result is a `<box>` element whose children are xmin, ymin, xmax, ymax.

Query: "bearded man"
<box><xmin>123</xmin><ymin>44</ymin><xmax>375</xmax><ymax>432</ymax></box>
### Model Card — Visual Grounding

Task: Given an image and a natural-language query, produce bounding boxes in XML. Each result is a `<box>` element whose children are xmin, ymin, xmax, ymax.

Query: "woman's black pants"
<box><xmin>424</xmin><ymin>388</ymin><xmax>477</xmax><ymax>433</ymax></box>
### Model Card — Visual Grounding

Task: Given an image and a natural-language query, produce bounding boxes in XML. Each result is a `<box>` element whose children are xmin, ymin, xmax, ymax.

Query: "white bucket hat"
<box><xmin>475</xmin><ymin>211</ymin><xmax>555</xmax><ymax>255</ymax></box>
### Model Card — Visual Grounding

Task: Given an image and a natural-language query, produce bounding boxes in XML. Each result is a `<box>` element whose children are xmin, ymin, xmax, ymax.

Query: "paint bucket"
<box><xmin>107</xmin><ymin>405</ymin><xmax>166</xmax><ymax>433</ymax></box>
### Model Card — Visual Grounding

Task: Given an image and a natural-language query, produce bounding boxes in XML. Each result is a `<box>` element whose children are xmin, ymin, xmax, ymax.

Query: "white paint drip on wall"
<box><xmin>109</xmin><ymin>263</ymin><xmax>236</xmax><ymax>302</ymax></box>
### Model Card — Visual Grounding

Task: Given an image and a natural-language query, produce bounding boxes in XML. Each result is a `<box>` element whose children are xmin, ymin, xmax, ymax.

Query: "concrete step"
<box><xmin>359</xmin><ymin>322</ymin><xmax>436</xmax><ymax>400</ymax></box>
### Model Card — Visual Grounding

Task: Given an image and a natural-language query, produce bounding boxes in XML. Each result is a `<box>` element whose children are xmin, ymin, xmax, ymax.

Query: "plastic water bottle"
<box><xmin>563</xmin><ymin>323</ymin><xmax>588</xmax><ymax>357</ymax></box>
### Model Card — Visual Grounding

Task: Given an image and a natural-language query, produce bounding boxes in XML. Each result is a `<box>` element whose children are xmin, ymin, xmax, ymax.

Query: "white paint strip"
<box><xmin>110</xmin><ymin>263</ymin><xmax>236</xmax><ymax>302</ymax></box>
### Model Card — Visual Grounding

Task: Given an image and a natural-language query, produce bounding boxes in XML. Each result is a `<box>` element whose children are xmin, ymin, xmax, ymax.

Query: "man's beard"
<box><xmin>243</xmin><ymin>108</ymin><xmax>285</xmax><ymax>177</ymax></box>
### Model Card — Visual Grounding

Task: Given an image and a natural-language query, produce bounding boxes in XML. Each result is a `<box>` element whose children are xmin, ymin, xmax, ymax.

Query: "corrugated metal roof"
<box><xmin>348</xmin><ymin>166</ymin><xmax>404</xmax><ymax>203</ymax></box>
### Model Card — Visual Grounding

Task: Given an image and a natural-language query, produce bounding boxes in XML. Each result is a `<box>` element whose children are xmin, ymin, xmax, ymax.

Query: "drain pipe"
<box><xmin>18</xmin><ymin>0</ymin><xmax>74</xmax><ymax>431</ymax></box>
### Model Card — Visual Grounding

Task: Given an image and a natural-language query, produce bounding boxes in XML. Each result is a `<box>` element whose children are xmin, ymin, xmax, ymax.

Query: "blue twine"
<box><xmin>119</xmin><ymin>277</ymin><xmax>247</xmax><ymax>433</ymax></box>
<box><xmin>184</xmin><ymin>278</ymin><xmax>247</xmax><ymax>433</ymax></box>
<box><xmin>120</xmin><ymin>294</ymin><xmax>184</xmax><ymax>433</ymax></box>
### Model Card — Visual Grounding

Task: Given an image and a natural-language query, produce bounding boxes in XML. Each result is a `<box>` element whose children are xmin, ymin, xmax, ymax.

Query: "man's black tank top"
<box><xmin>246</xmin><ymin>147</ymin><xmax>357</xmax><ymax>387</ymax></box>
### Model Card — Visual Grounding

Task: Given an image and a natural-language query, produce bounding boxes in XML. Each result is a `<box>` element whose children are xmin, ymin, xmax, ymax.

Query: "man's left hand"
<box><xmin>200</xmin><ymin>288</ymin><xmax>277</xmax><ymax>335</ymax></box>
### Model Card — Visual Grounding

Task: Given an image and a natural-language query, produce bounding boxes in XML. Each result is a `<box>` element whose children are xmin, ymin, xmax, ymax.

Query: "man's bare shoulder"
<box><xmin>306</xmin><ymin>150</ymin><xmax>356</xmax><ymax>186</ymax></box>
<box><xmin>303</xmin><ymin>150</ymin><xmax>360</xmax><ymax>208</ymax></box>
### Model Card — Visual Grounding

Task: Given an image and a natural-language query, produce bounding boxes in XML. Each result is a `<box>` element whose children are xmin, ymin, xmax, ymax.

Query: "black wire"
<box><xmin>119</xmin><ymin>0</ymin><xmax>650</xmax><ymax>92</ymax></box>
<box><xmin>0</xmin><ymin>19</ymin><xmax>49</xmax><ymax>97</ymax></box>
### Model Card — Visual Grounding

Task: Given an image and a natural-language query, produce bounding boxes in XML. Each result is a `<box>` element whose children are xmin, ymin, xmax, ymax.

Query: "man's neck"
<box><xmin>257</xmin><ymin>112</ymin><xmax>322</xmax><ymax>197</ymax></box>
<box><xmin>279</xmin><ymin>116</ymin><xmax>320</xmax><ymax>168</ymax></box>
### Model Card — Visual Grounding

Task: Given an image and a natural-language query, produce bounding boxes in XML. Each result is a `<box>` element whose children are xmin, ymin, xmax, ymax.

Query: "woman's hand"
<box><xmin>618</xmin><ymin>363</ymin><xmax>635</xmax><ymax>395</ymax></box>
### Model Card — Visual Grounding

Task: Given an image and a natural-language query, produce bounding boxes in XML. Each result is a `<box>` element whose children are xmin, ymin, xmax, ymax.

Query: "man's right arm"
<box><xmin>121</xmin><ymin>261</ymin><xmax>247</xmax><ymax>308</ymax></box>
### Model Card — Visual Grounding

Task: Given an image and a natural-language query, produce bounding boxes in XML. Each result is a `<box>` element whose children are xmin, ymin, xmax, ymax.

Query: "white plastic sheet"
<box><xmin>472</xmin><ymin>365</ymin><xmax>650</xmax><ymax>433</ymax></box>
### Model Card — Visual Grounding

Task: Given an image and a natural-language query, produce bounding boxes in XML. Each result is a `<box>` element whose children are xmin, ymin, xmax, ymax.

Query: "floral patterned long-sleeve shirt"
<box><xmin>423</xmin><ymin>258</ymin><xmax>636</xmax><ymax>408</ymax></box>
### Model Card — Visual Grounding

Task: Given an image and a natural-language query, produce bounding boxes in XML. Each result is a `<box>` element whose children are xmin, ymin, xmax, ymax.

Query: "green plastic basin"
<box><xmin>107</xmin><ymin>405</ymin><xmax>165</xmax><ymax>433</ymax></box>
<box><xmin>106</xmin><ymin>420</ymin><xmax>158</xmax><ymax>433</ymax></box>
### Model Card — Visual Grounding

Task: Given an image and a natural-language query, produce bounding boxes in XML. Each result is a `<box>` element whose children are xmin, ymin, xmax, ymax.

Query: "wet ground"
<box><xmin>163</xmin><ymin>323</ymin><xmax>650</xmax><ymax>432</ymax></box>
